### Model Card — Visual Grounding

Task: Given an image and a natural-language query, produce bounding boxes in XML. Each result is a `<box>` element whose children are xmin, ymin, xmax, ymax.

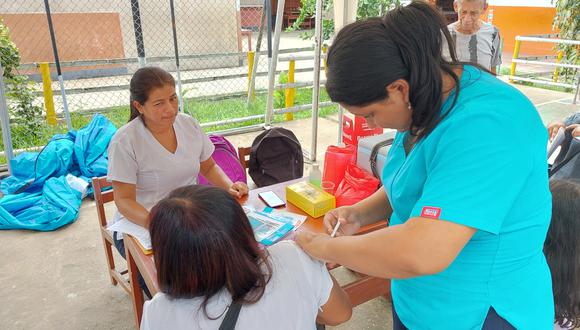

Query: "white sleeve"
<box><xmin>140</xmin><ymin>301</ymin><xmax>151</xmax><ymax>330</ymax></box>
<box><xmin>286</xmin><ymin>242</ymin><xmax>334</xmax><ymax>308</ymax></box>
<box><xmin>107</xmin><ymin>136</ymin><xmax>138</xmax><ymax>184</ymax></box>
<box><xmin>187</xmin><ymin>116</ymin><xmax>214</xmax><ymax>162</ymax></box>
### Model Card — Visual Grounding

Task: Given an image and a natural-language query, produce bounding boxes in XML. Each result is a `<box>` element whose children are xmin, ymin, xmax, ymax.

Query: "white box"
<box><xmin>356</xmin><ymin>131</ymin><xmax>396</xmax><ymax>177</ymax></box>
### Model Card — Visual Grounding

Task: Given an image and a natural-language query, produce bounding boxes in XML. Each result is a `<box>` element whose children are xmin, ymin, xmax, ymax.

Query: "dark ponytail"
<box><xmin>129</xmin><ymin>67</ymin><xmax>176</xmax><ymax>122</ymax></box>
<box><xmin>326</xmin><ymin>1</ymin><xmax>461</xmax><ymax>140</ymax></box>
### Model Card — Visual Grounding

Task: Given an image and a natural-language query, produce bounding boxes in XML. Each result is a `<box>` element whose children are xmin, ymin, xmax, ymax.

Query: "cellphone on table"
<box><xmin>258</xmin><ymin>191</ymin><xmax>286</xmax><ymax>208</ymax></box>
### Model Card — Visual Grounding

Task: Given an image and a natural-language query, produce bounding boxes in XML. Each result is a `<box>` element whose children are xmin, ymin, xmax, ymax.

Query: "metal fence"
<box><xmin>0</xmin><ymin>0</ymin><xmax>330</xmax><ymax>167</ymax></box>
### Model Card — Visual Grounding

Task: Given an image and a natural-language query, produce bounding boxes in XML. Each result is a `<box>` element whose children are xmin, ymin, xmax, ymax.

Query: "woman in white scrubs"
<box><xmin>106</xmin><ymin>67</ymin><xmax>248</xmax><ymax>294</ymax></box>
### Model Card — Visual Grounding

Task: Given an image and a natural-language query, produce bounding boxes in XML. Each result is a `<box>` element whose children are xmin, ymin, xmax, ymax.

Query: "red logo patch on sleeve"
<box><xmin>421</xmin><ymin>206</ymin><xmax>441</xmax><ymax>219</ymax></box>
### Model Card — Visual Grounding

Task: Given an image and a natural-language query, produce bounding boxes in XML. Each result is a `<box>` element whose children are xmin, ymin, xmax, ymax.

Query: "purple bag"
<box><xmin>198</xmin><ymin>135</ymin><xmax>247</xmax><ymax>185</ymax></box>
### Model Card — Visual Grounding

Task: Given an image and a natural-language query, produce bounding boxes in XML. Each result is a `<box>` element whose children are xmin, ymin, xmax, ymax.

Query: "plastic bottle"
<box><xmin>309</xmin><ymin>163</ymin><xmax>322</xmax><ymax>187</ymax></box>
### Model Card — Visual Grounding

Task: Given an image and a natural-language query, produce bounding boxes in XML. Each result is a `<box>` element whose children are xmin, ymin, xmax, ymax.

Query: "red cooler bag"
<box><xmin>322</xmin><ymin>144</ymin><xmax>357</xmax><ymax>193</ymax></box>
<box><xmin>335</xmin><ymin>164</ymin><xmax>380</xmax><ymax>207</ymax></box>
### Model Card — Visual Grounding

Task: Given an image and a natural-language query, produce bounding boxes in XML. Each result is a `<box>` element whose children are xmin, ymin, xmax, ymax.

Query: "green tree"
<box><xmin>289</xmin><ymin>0</ymin><xmax>401</xmax><ymax>41</ymax></box>
<box><xmin>552</xmin><ymin>0</ymin><xmax>579</xmax><ymax>83</ymax></box>
<box><xmin>0</xmin><ymin>19</ymin><xmax>43</xmax><ymax>140</ymax></box>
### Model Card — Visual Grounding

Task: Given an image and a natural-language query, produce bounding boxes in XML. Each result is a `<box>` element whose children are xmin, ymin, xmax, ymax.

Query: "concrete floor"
<box><xmin>0</xmin><ymin>82</ymin><xmax>578</xmax><ymax>330</ymax></box>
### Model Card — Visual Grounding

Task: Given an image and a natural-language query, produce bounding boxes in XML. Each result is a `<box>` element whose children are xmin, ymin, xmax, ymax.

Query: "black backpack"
<box><xmin>549</xmin><ymin>129</ymin><xmax>580</xmax><ymax>180</ymax></box>
<box><xmin>249</xmin><ymin>127</ymin><xmax>304</xmax><ymax>187</ymax></box>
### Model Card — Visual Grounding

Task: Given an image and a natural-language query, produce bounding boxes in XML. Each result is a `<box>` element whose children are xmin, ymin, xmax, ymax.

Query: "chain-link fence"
<box><xmin>0</xmin><ymin>0</ymin><xmax>330</xmax><ymax>167</ymax></box>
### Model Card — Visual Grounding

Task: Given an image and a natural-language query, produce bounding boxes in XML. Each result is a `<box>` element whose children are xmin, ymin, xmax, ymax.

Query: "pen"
<box><xmin>330</xmin><ymin>221</ymin><xmax>341</xmax><ymax>238</ymax></box>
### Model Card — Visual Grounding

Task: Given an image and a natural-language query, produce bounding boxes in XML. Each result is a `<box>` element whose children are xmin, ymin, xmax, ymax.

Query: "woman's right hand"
<box><xmin>323</xmin><ymin>206</ymin><xmax>362</xmax><ymax>237</ymax></box>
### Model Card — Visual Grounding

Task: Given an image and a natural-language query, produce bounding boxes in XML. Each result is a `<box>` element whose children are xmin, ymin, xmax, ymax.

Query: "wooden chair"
<box><xmin>238</xmin><ymin>146</ymin><xmax>252</xmax><ymax>170</ymax></box>
<box><xmin>92</xmin><ymin>176</ymin><xmax>131</xmax><ymax>295</ymax></box>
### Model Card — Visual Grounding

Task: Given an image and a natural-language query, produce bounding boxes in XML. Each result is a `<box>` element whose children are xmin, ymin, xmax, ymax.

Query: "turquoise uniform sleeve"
<box><xmin>410</xmin><ymin>111</ymin><xmax>532</xmax><ymax>234</ymax></box>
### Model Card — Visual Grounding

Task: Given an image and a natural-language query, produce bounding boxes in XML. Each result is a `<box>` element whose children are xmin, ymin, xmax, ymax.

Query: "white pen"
<box><xmin>330</xmin><ymin>221</ymin><xmax>341</xmax><ymax>238</ymax></box>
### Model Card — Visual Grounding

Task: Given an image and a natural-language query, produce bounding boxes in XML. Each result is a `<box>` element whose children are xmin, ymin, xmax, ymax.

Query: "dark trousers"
<box><xmin>113</xmin><ymin>232</ymin><xmax>152</xmax><ymax>299</ymax></box>
<box><xmin>392</xmin><ymin>304</ymin><xmax>515</xmax><ymax>330</ymax></box>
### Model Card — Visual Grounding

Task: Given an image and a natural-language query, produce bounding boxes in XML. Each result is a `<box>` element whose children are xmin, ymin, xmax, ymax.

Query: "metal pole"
<box><xmin>265</xmin><ymin>0</ymin><xmax>285</xmax><ymax>127</ymax></box>
<box><xmin>310</xmin><ymin>0</ymin><xmax>324</xmax><ymax>162</ymax></box>
<box><xmin>0</xmin><ymin>64</ymin><xmax>14</xmax><ymax>173</ymax></box>
<box><xmin>130</xmin><ymin>0</ymin><xmax>146</xmax><ymax>68</ymax></box>
<box><xmin>573</xmin><ymin>72</ymin><xmax>580</xmax><ymax>105</ymax></box>
<box><xmin>44</xmin><ymin>0</ymin><xmax>72</xmax><ymax>130</ymax></box>
<box><xmin>247</xmin><ymin>2</ymin><xmax>267</xmax><ymax>104</ymax></box>
<box><xmin>266</xmin><ymin>0</ymin><xmax>273</xmax><ymax>72</ymax></box>
<box><xmin>169</xmin><ymin>0</ymin><xmax>184</xmax><ymax>112</ymax></box>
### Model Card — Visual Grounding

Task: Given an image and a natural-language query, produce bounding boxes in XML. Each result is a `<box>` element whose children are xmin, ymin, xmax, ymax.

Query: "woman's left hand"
<box><xmin>229</xmin><ymin>181</ymin><xmax>249</xmax><ymax>198</ymax></box>
<box><xmin>295</xmin><ymin>230</ymin><xmax>333</xmax><ymax>262</ymax></box>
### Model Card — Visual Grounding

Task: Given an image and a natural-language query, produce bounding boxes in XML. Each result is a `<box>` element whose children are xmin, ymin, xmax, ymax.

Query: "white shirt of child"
<box><xmin>140</xmin><ymin>241</ymin><xmax>333</xmax><ymax>330</ymax></box>
<box><xmin>107</xmin><ymin>113</ymin><xmax>214</xmax><ymax>223</ymax></box>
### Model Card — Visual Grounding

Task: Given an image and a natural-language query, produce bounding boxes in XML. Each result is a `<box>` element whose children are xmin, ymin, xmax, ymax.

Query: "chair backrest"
<box><xmin>284</xmin><ymin>0</ymin><xmax>300</xmax><ymax>11</ymax></box>
<box><xmin>238</xmin><ymin>146</ymin><xmax>252</xmax><ymax>170</ymax></box>
<box><xmin>91</xmin><ymin>176</ymin><xmax>114</xmax><ymax>228</ymax></box>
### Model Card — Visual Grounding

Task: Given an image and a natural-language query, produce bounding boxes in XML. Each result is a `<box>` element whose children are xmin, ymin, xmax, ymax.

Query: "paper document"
<box><xmin>107</xmin><ymin>219</ymin><xmax>151</xmax><ymax>251</ymax></box>
<box><xmin>260</xmin><ymin>207</ymin><xmax>307</xmax><ymax>229</ymax></box>
<box><xmin>247</xmin><ymin>210</ymin><xmax>294</xmax><ymax>246</ymax></box>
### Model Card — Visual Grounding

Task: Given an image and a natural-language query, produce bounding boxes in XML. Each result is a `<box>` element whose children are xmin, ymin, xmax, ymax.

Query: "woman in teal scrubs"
<box><xmin>296</xmin><ymin>2</ymin><xmax>553</xmax><ymax>329</ymax></box>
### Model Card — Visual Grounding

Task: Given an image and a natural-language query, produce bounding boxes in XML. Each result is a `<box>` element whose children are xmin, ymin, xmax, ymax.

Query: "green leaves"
<box><xmin>0</xmin><ymin>19</ymin><xmax>20</xmax><ymax>80</ymax></box>
<box><xmin>1</xmin><ymin>19</ymin><xmax>43</xmax><ymax>139</ymax></box>
<box><xmin>552</xmin><ymin>0</ymin><xmax>579</xmax><ymax>84</ymax></box>
<box><xmin>288</xmin><ymin>0</ymin><xmax>401</xmax><ymax>41</ymax></box>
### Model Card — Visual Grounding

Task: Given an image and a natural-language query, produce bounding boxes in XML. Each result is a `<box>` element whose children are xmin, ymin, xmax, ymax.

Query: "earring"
<box><xmin>408</xmin><ymin>103</ymin><xmax>412</xmax><ymax>111</ymax></box>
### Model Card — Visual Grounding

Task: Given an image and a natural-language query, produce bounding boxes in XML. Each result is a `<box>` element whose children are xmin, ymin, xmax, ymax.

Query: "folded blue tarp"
<box><xmin>0</xmin><ymin>114</ymin><xmax>116</xmax><ymax>231</ymax></box>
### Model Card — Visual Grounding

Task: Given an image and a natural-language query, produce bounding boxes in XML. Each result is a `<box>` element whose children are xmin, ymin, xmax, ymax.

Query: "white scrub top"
<box><xmin>107</xmin><ymin>113</ymin><xmax>214</xmax><ymax>223</ymax></box>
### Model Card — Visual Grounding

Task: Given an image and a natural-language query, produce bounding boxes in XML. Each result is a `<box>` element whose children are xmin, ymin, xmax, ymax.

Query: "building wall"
<box><xmin>1</xmin><ymin>13</ymin><xmax>125</xmax><ymax>66</ymax></box>
<box><xmin>0</xmin><ymin>0</ymin><xmax>241</xmax><ymax>72</ymax></box>
<box><xmin>484</xmin><ymin>4</ymin><xmax>557</xmax><ymax>55</ymax></box>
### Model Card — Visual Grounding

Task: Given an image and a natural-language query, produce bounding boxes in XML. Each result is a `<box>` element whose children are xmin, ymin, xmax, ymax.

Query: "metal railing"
<box><xmin>510</xmin><ymin>35</ymin><xmax>580</xmax><ymax>104</ymax></box>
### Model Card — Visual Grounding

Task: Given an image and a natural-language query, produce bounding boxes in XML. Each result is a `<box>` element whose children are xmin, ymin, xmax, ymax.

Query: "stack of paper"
<box><xmin>107</xmin><ymin>219</ymin><xmax>152</xmax><ymax>253</ymax></box>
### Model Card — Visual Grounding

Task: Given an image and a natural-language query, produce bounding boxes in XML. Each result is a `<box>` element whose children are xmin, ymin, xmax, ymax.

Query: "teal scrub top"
<box><xmin>382</xmin><ymin>65</ymin><xmax>553</xmax><ymax>329</ymax></box>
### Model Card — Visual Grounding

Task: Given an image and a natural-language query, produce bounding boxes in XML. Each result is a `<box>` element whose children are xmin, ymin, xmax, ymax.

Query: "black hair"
<box><xmin>128</xmin><ymin>66</ymin><xmax>175</xmax><ymax>122</ymax></box>
<box><xmin>545</xmin><ymin>179</ymin><xmax>580</xmax><ymax>328</ymax></box>
<box><xmin>149</xmin><ymin>185</ymin><xmax>271</xmax><ymax>319</ymax></box>
<box><xmin>326</xmin><ymin>1</ymin><xmax>461</xmax><ymax>140</ymax></box>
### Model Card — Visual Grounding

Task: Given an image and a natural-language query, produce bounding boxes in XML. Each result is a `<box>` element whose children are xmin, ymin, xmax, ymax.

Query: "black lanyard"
<box><xmin>218</xmin><ymin>301</ymin><xmax>242</xmax><ymax>330</ymax></box>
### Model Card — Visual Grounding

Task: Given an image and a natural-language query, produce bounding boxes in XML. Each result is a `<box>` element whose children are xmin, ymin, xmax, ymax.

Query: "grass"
<box><xmin>0</xmin><ymin>87</ymin><xmax>338</xmax><ymax>165</ymax></box>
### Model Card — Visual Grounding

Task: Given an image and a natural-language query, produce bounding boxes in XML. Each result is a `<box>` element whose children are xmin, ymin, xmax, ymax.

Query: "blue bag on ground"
<box><xmin>1</xmin><ymin>135</ymin><xmax>75</xmax><ymax>194</ymax></box>
<box><xmin>74</xmin><ymin>114</ymin><xmax>116</xmax><ymax>178</ymax></box>
<box><xmin>0</xmin><ymin>114</ymin><xmax>116</xmax><ymax>231</ymax></box>
<box><xmin>0</xmin><ymin>176</ymin><xmax>83</xmax><ymax>231</ymax></box>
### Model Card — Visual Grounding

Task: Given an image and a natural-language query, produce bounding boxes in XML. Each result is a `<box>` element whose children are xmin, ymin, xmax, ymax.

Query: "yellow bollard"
<box><xmin>40</xmin><ymin>62</ymin><xmax>57</xmax><ymax>126</ymax></box>
<box><xmin>553</xmin><ymin>51</ymin><xmax>564</xmax><ymax>82</ymax></box>
<box><xmin>322</xmin><ymin>45</ymin><xmax>328</xmax><ymax>73</ymax></box>
<box><xmin>284</xmin><ymin>60</ymin><xmax>295</xmax><ymax>121</ymax></box>
<box><xmin>247</xmin><ymin>51</ymin><xmax>255</xmax><ymax>99</ymax></box>
<box><xmin>509</xmin><ymin>39</ymin><xmax>521</xmax><ymax>82</ymax></box>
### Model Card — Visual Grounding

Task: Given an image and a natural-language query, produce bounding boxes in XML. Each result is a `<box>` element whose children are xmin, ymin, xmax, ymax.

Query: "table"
<box><xmin>124</xmin><ymin>178</ymin><xmax>390</xmax><ymax>329</ymax></box>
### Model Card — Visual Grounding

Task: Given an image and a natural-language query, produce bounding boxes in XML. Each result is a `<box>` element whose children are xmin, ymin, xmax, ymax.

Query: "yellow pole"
<box><xmin>553</xmin><ymin>51</ymin><xmax>564</xmax><ymax>82</ymax></box>
<box><xmin>509</xmin><ymin>39</ymin><xmax>521</xmax><ymax>82</ymax></box>
<box><xmin>322</xmin><ymin>45</ymin><xmax>328</xmax><ymax>73</ymax></box>
<box><xmin>247</xmin><ymin>51</ymin><xmax>255</xmax><ymax>99</ymax></box>
<box><xmin>40</xmin><ymin>62</ymin><xmax>57</xmax><ymax>126</ymax></box>
<box><xmin>284</xmin><ymin>60</ymin><xmax>295</xmax><ymax>121</ymax></box>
